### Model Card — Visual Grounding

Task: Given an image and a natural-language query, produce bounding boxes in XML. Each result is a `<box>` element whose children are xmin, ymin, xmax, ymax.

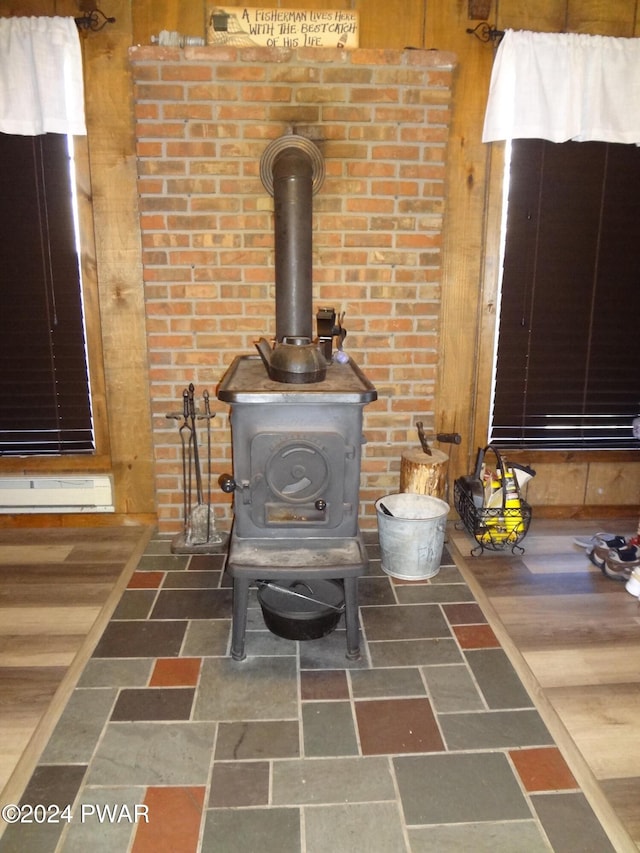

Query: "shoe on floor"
<box><xmin>574</xmin><ymin>532</ymin><xmax>627</xmax><ymax>555</ymax></box>
<box><xmin>603</xmin><ymin>544</ymin><xmax>640</xmax><ymax>583</ymax></box>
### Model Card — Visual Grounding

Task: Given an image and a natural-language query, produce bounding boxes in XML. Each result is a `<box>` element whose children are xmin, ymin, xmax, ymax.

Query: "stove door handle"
<box><xmin>218</xmin><ymin>473</ymin><xmax>236</xmax><ymax>494</ymax></box>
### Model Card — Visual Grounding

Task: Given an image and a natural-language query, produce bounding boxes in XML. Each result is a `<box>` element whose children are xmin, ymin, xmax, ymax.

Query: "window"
<box><xmin>0</xmin><ymin>133</ymin><xmax>94</xmax><ymax>456</ymax></box>
<box><xmin>490</xmin><ymin>138</ymin><xmax>640</xmax><ymax>450</ymax></box>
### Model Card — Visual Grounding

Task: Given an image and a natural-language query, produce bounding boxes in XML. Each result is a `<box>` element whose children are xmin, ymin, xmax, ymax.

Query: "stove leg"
<box><xmin>230</xmin><ymin>576</ymin><xmax>251</xmax><ymax>661</ymax></box>
<box><xmin>343</xmin><ymin>576</ymin><xmax>361</xmax><ymax>660</ymax></box>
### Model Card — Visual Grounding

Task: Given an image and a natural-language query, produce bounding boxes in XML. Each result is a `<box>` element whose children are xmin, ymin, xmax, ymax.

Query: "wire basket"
<box><xmin>454</xmin><ymin>446</ymin><xmax>532</xmax><ymax>555</ymax></box>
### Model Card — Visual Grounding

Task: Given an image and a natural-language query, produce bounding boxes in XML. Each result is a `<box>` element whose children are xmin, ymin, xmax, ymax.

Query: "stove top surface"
<box><xmin>217</xmin><ymin>355</ymin><xmax>377</xmax><ymax>404</ymax></box>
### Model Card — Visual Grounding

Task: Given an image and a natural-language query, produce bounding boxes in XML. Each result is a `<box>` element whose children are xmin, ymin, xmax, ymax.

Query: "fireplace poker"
<box><xmin>187</xmin><ymin>383</ymin><xmax>213</xmax><ymax>544</ymax></box>
<box><xmin>180</xmin><ymin>389</ymin><xmax>193</xmax><ymax>535</ymax></box>
<box><xmin>165</xmin><ymin>389</ymin><xmax>194</xmax><ymax>538</ymax></box>
<box><xmin>203</xmin><ymin>389</ymin><xmax>212</xmax><ymax>542</ymax></box>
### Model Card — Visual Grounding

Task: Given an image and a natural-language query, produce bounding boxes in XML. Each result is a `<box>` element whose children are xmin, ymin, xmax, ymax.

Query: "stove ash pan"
<box><xmin>218</xmin><ymin>356</ymin><xmax>376</xmax><ymax>540</ymax></box>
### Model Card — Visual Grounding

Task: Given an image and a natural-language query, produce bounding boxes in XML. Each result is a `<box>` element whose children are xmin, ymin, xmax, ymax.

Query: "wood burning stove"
<box><xmin>218</xmin><ymin>356</ymin><xmax>376</xmax><ymax>660</ymax></box>
<box><xmin>217</xmin><ymin>133</ymin><xmax>377</xmax><ymax>660</ymax></box>
<box><xmin>218</xmin><ymin>356</ymin><xmax>375</xmax><ymax>538</ymax></box>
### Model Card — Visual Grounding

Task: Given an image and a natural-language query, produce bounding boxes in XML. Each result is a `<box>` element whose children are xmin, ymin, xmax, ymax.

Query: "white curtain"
<box><xmin>0</xmin><ymin>16</ymin><xmax>86</xmax><ymax>136</ymax></box>
<box><xmin>482</xmin><ymin>29</ymin><xmax>640</xmax><ymax>145</ymax></box>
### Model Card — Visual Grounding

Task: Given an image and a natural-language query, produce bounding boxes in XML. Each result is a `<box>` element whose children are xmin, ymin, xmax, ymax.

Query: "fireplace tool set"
<box><xmin>167</xmin><ymin>383</ymin><xmax>228</xmax><ymax>554</ymax></box>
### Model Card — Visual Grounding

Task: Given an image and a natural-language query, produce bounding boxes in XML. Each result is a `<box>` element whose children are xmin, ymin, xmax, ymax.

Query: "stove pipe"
<box><xmin>257</xmin><ymin>134</ymin><xmax>326</xmax><ymax>384</ymax></box>
<box><xmin>272</xmin><ymin>146</ymin><xmax>313</xmax><ymax>343</ymax></box>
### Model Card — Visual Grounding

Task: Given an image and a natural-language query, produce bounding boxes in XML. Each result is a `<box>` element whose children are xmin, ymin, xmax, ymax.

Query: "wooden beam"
<box><xmin>427</xmin><ymin>0</ymin><xmax>495</xmax><ymax>478</ymax></box>
<box><xmin>82</xmin><ymin>0</ymin><xmax>157</xmax><ymax>516</ymax></box>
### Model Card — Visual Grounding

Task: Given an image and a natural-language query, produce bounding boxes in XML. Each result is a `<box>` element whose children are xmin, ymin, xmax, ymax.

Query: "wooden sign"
<box><xmin>207</xmin><ymin>7</ymin><xmax>359</xmax><ymax>49</ymax></box>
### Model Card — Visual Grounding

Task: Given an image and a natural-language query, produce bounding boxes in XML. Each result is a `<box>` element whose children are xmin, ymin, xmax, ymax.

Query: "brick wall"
<box><xmin>129</xmin><ymin>45</ymin><xmax>456</xmax><ymax>534</ymax></box>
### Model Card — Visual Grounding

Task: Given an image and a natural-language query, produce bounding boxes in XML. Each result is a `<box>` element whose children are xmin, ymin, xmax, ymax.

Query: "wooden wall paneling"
<box><xmin>55</xmin><ymin>0</ymin><xmax>78</xmax><ymax>14</ymax></box>
<box><xmin>280</xmin><ymin>0</ymin><xmax>353</xmax><ymax>9</ymax></box>
<box><xmin>427</xmin><ymin>0</ymin><xmax>494</xmax><ymax>480</ymax></box>
<box><xmin>132</xmin><ymin>0</ymin><xmax>208</xmax><ymax>47</ymax></box>
<box><xmin>73</xmin><ymin>133</ymin><xmax>111</xmax><ymax>465</ymax></box>
<box><xmin>566</xmin><ymin>0</ymin><xmax>637</xmax><ymax>36</ymax></box>
<box><xmin>526</xmin><ymin>462</ymin><xmax>589</xmax><ymax>506</ymax></box>
<box><xmin>82</xmin><ymin>1</ymin><xmax>156</xmax><ymax>516</ymax></box>
<box><xmin>498</xmin><ymin>0</ymin><xmax>640</xmax><ymax>34</ymax></box>
<box><xmin>585</xmin><ymin>463</ymin><xmax>640</xmax><ymax>505</ymax></box>
<box><xmin>497</xmin><ymin>0</ymin><xmax>568</xmax><ymax>32</ymax></box>
<box><xmin>472</xmin><ymin>139</ymin><xmax>504</xmax><ymax>455</ymax></box>
<box><xmin>0</xmin><ymin>1</ymin><xmax>55</xmax><ymax>13</ymax></box>
<box><xmin>353</xmin><ymin>0</ymin><xmax>426</xmax><ymax>49</ymax></box>
<box><xmin>43</xmin><ymin>0</ymin><xmax>75</xmax><ymax>16</ymax></box>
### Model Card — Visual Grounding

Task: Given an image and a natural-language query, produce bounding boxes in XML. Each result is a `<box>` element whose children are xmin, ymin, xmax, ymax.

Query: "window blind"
<box><xmin>0</xmin><ymin>133</ymin><xmax>94</xmax><ymax>455</ymax></box>
<box><xmin>491</xmin><ymin>139</ymin><xmax>640</xmax><ymax>449</ymax></box>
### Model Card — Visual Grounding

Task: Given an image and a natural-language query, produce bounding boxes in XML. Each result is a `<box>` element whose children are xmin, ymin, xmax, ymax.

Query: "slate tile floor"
<box><xmin>0</xmin><ymin>532</ymin><xmax>616</xmax><ymax>853</ymax></box>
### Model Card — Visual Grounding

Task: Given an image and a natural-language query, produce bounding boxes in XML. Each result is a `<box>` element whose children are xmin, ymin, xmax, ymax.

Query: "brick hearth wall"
<box><xmin>129</xmin><ymin>45</ymin><xmax>456</xmax><ymax>534</ymax></box>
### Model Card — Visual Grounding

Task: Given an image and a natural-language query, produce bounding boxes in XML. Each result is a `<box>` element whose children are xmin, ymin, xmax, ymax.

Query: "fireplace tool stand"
<box><xmin>167</xmin><ymin>383</ymin><xmax>228</xmax><ymax>554</ymax></box>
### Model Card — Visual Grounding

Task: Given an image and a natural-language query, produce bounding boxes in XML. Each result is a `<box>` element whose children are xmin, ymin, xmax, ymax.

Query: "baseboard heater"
<box><xmin>0</xmin><ymin>476</ymin><xmax>114</xmax><ymax>513</ymax></box>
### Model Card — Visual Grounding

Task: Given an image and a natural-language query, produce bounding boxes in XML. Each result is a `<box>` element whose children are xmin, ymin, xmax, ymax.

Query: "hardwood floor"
<box><xmin>0</xmin><ymin>526</ymin><xmax>152</xmax><ymax>809</ymax></box>
<box><xmin>450</xmin><ymin>517</ymin><xmax>640</xmax><ymax>851</ymax></box>
<box><xmin>0</xmin><ymin>519</ymin><xmax>638</xmax><ymax>851</ymax></box>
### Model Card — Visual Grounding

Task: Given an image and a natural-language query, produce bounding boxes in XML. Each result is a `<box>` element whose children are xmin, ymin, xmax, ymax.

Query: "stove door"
<box><xmin>249</xmin><ymin>432</ymin><xmax>349</xmax><ymax>528</ymax></box>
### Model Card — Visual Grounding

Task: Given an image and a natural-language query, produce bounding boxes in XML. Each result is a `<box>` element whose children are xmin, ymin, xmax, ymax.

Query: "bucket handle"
<box><xmin>473</xmin><ymin>445</ymin><xmax>520</xmax><ymax>510</ymax></box>
<box><xmin>256</xmin><ymin>581</ymin><xmax>345</xmax><ymax>613</ymax></box>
